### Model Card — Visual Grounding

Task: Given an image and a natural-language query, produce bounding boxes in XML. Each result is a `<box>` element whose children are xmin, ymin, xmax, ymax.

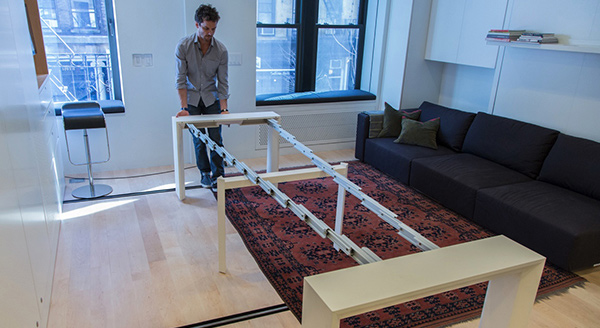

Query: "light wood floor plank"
<box><xmin>49</xmin><ymin>149</ymin><xmax>600</xmax><ymax>328</ymax></box>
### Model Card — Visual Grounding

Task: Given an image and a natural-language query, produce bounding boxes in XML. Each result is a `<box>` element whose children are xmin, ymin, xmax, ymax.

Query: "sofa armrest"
<box><xmin>355</xmin><ymin>111</ymin><xmax>383</xmax><ymax>161</ymax></box>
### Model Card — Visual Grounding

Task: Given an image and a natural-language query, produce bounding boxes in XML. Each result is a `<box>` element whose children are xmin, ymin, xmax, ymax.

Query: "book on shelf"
<box><xmin>489</xmin><ymin>29</ymin><xmax>526</xmax><ymax>33</ymax></box>
<box><xmin>486</xmin><ymin>34</ymin><xmax>515</xmax><ymax>38</ymax></box>
<box><xmin>486</xmin><ymin>29</ymin><xmax>526</xmax><ymax>42</ymax></box>
<box><xmin>538</xmin><ymin>37</ymin><xmax>559</xmax><ymax>44</ymax></box>
<box><xmin>515</xmin><ymin>32</ymin><xmax>558</xmax><ymax>44</ymax></box>
<box><xmin>521</xmin><ymin>32</ymin><xmax>555</xmax><ymax>37</ymax></box>
<box><xmin>486</xmin><ymin>37</ymin><xmax>512</xmax><ymax>42</ymax></box>
<box><xmin>488</xmin><ymin>29</ymin><xmax>526</xmax><ymax>36</ymax></box>
<box><xmin>486</xmin><ymin>35</ymin><xmax>521</xmax><ymax>41</ymax></box>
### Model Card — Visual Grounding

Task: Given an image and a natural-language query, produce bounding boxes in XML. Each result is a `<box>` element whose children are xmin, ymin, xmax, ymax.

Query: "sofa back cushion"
<box><xmin>538</xmin><ymin>134</ymin><xmax>600</xmax><ymax>201</ymax></box>
<box><xmin>462</xmin><ymin>112</ymin><xmax>559</xmax><ymax>179</ymax></box>
<box><xmin>418</xmin><ymin>101</ymin><xmax>476</xmax><ymax>151</ymax></box>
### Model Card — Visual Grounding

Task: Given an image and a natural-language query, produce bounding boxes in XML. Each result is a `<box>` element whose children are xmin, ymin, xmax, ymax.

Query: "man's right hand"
<box><xmin>176</xmin><ymin>109</ymin><xmax>190</xmax><ymax>118</ymax></box>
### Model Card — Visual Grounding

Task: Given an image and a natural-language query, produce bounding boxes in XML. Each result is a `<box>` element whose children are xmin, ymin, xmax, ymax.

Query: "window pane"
<box><xmin>315</xmin><ymin>28</ymin><xmax>358</xmax><ymax>92</ymax></box>
<box><xmin>257</xmin><ymin>0</ymin><xmax>295</xmax><ymax>24</ymax></box>
<box><xmin>256</xmin><ymin>28</ymin><xmax>297</xmax><ymax>95</ymax></box>
<box><xmin>39</xmin><ymin>0</ymin><xmax>115</xmax><ymax>102</ymax></box>
<box><xmin>72</xmin><ymin>0</ymin><xmax>96</xmax><ymax>28</ymax></box>
<box><xmin>318</xmin><ymin>0</ymin><xmax>360</xmax><ymax>25</ymax></box>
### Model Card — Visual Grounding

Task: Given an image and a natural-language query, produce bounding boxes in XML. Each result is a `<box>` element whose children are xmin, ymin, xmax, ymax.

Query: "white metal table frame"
<box><xmin>171</xmin><ymin>112</ymin><xmax>546</xmax><ymax>328</ymax></box>
<box><xmin>174</xmin><ymin>113</ymin><xmax>439</xmax><ymax>271</ymax></box>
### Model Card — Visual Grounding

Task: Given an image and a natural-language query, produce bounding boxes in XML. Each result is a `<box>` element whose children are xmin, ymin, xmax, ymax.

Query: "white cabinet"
<box><xmin>38</xmin><ymin>78</ymin><xmax>63</xmax><ymax>257</ymax></box>
<box><xmin>425</xmin><ymin>0</ymin><xmax>509</xmax><ymax>68</ymax></box>
<box><xmin>30</xmin><ymin>77</ymin><xmax>63</xmax><ymax>328</ymax></box>
<box><xmin>1</xmin><ymin>1</ymin><xmax>64</xmax><ymax>327</ymax></box>
<box><xmin>16</xmin><ymin>76</ymin><xmax>61</xmax><ymax>328</ymax></box>
<box><xmin>425</xmin><ymin>0</ymin><xmax>463</xmax><ymax>65</ymax></box>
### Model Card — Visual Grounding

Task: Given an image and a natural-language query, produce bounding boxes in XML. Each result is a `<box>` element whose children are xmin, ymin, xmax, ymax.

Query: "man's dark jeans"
<box><xmin>188</xmin><ymin>100</ymin><xmax>224</xmax><ymax>180</ymax></box>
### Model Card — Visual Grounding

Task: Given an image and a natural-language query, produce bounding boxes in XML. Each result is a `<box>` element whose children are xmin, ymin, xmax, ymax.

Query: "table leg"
<box><xmin>479</xmin><ymin>260</ymin><xmax>544</xmax><ymax>327</ymax></box>
<box><xmin>333</xmin><ymin>164</ymin><xmax>348</xmax><ymax>251</ymax></box>
<box><xmin>172</xmin><ymin>119</ymin><xmax>185</xmax><ymax>200</ymax></box>
<box><xmin>302</xmin><ymin>282</ymin><xmax>341</xmax><ymax>328</ymax></box>
<box><xmin>217</xmin><ymin>177</ymin><xmax>227</xmax><ymax>273</ymax></box>
<box><xmin>266</xmin><ymin>119</ymin><xmax>280</xmax><ymax>174</ymax></box>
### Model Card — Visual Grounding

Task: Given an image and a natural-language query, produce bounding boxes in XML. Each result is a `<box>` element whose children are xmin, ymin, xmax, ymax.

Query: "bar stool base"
<box><xmin>72</xmin><ymin>184</ymin><xmax>113</xmax><ymax>199</ymax></box>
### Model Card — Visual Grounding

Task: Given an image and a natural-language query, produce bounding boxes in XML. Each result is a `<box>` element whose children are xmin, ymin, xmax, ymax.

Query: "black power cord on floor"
<box><xmin>66</xmin><ymin>165</ymin><xmax>197</xmax><ymax>181</ymax></box>
<box><xmin>175</xmin><ymin>304</ymin><xmax>289</xmax><ymax>328</ymax></box>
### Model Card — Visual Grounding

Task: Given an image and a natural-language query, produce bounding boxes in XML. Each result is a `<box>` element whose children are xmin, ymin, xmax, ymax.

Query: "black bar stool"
<box><xmin>62</xmin><ymin>101</ymin><xmax>112</xmax><ymax>199</ymax></box>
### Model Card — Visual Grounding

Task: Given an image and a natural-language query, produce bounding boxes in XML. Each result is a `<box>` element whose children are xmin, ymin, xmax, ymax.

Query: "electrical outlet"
<box><xmin>133</xmin><ymin>53</ymin><xmax>153</xmax><ymax>67</ymax></box>
<box><xmin>143</xmin><ymin>54</ymin><xmax>153</xmax><ymax>67</ymax></box>
<box><xmin>132</xmin><ymin>54</ymin><xmax>143</xmax><ymax>67</ymax></box>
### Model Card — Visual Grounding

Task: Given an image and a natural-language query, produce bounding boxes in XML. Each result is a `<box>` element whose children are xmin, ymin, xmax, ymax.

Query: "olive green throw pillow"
<box><xmin>394</xmin><ymin>117</ymin><xmax>441</xmax><ymax>149</ymax></box>
<box><xmin>377</xmin><ymin>103</ymin><xmax>421</xmax><ymax>138</ymax></box>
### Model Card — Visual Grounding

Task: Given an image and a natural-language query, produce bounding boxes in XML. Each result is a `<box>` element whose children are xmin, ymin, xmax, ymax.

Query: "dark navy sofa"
<box><xmin>355</xmin><ymin>101</ymin><xmax>600</xmax><ymax>271</ymax></box>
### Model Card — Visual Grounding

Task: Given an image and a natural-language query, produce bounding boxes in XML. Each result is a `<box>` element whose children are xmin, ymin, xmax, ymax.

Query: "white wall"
<box><xmin>438</xmin><ymin>0</ymin><xmax>600</xmax><ymax>141</ymax></box>
<box><xmin>399</xmin><ymin>0</ymin><xmax>444</xmax><ymax>109</ymax></box>
<box><xmin>438</xmin><ymin>64</ymin><xmax>494</xmax><ymax>113</ymax></box>
<box><xmin>62</xmin><ymin>0</ymin><xmax>383</xmax><ymax>174</ymax></box>
<box><xmin>361</xmin><ymin>0</ymin><xmax>388</xmax><ymax>94</ymax></box>
<box><xmin>378</xmin><ymin>0</ymin><xmax>412</xmax><ymax>109</ymax></box>
<box><xmin>492</xmin><ymin>0</ymin><xmax>600</xmax><ymax>141</ymax></box>
<box><xmin>377</xmin><ymin>0</ymin><xmax>444</xmax><ymax>111</ymax></box>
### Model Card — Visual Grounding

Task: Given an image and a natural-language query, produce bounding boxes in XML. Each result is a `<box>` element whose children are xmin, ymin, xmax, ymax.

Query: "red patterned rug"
<box><xmin>224</xmin><ymin>161</ymin><xmax>585</xmax><ymax>327</ymax></box>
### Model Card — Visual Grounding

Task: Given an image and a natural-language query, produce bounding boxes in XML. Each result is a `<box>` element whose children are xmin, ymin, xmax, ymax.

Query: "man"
<box><xmin>176</xmin><ymin>4</ymin><xmax>229</xmax><ymax>192</ymax></box>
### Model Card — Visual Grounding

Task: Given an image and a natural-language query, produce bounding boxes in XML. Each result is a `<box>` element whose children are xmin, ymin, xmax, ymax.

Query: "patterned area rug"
<box><xmin>224</xmin><ymin>161</ymin><xmax>585</xmax><ymax>327</ymax></box>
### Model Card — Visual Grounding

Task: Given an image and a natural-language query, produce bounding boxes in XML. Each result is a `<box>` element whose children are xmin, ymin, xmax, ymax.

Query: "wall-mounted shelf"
<box><xmin>487</xmin><ymin>41</ymin><xmax>600</xmax><ymax>55</ymax></box>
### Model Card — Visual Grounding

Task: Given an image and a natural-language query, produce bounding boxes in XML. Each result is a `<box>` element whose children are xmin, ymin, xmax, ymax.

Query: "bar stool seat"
<box><xmin>62</xmin><ymin>101</ymin><xmax>112</xmax><ymax>199</ymax></box>
<box><xmin>63</xmin><ymin>109</ymin><xmax>107</xmax><ymax>130</ymax></box>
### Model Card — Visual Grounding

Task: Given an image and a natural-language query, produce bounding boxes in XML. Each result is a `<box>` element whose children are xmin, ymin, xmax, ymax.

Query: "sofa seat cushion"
<box><xmin>538</xmin><ymin>134</ymin><xmax>600</xmax><ymax>201</ymax></box>
<box><xmin>475</xmin><ymin>181</ymin><xmax>600</xmax><ymax>271</ymax></box>
<box><xmin>418</xmin><ymin>102</ymin><xmax>476</xmax><ymax>151</ymax></box>
<box><xmin>364</xmin><ymin>137</ymin><xmax>455</xmax><ymax>184</ymax></box>
<box><xmin>410</xmin><ymin>154</ymin><xmax>532</xmax><ymax>219</ymax></box>
<box><xmin>462</xmin><ymin>112</ymin><xmax>559</xmax><ymax>179</ymax></box>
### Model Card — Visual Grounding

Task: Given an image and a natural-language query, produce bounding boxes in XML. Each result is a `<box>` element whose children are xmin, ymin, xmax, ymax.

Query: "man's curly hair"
<box><xmin>195</xmin><ymin>4</ymin><xmax>220</xmax><ymax>24</ymax></box>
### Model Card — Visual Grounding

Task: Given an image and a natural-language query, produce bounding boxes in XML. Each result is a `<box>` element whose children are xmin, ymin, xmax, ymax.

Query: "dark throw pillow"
<box><xmin>394</xmin><ymin>117</ymin><xmax>440</xmax><ymax>149</ymax></box>
<box><xmin>377</xmin><ymin>102</ymin><xmax>421</xmax><ymax>138</ymax></box>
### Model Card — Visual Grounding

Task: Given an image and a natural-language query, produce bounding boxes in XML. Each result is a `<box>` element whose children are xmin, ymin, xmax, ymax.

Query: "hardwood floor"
<box><xmin>49</xmin><ymin>149</ymin><xmax>600</xmax><ymax>328</ymax></box>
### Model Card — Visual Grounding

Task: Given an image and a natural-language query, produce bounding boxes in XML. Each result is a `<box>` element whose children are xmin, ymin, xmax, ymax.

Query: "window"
<box><xmin>256</xmin><ymin>0</ymin><xmax>367</xmax><ymax>96</ymax></box>
<box><xmin>38</xmin><ymin>0</ymin><xmax>121</xmax><ymax>103</ymax></box>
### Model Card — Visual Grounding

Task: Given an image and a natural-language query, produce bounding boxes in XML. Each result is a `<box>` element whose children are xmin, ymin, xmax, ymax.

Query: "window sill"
<box><xmin>54</xmin><ymin>100</ymin><xmax>125</xmax><ymax>116</ymax></box>
<box><xmin>256</xmin><ymin>90</ymin><xmax>376</xmax><ymax>106</ymax></box>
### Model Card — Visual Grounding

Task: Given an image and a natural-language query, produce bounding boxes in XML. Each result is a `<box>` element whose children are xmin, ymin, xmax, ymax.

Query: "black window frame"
<box><xmin>256</xmin><ymin>0</ymin><xmax>368</xmax><ymax>95</ymax></box>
